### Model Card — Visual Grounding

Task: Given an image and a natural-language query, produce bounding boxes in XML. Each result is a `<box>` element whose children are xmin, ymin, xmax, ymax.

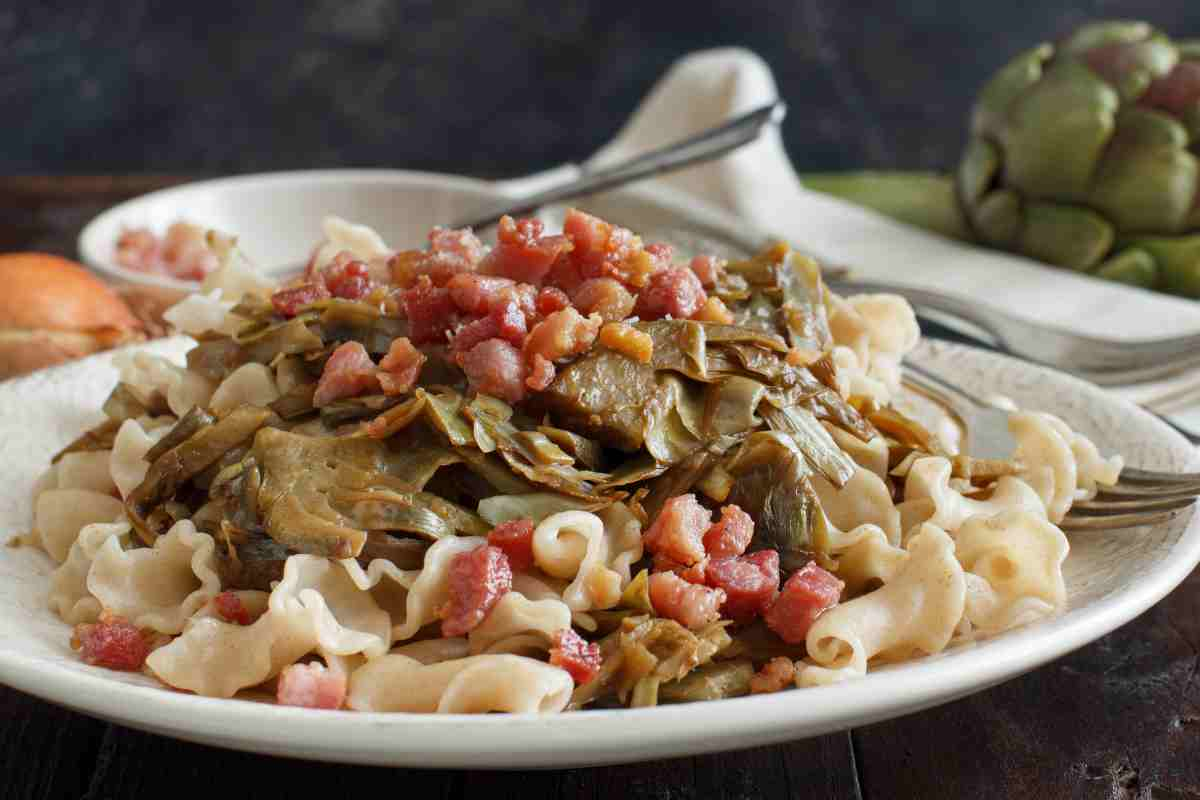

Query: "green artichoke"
<box><xmin>802</xmin><ymin>21</ymin><xmax>1200</xmax><ymax>298</ymax></box>
<box><xmin>959</xmin><ymin>21</ymin><xmax>1200</xmax><ymax>293</ymax></box>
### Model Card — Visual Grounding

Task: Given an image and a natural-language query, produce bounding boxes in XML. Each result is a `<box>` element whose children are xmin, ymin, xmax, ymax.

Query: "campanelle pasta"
<box><xmin>26</xmin><ymin>212</ymin><xmax>1129</xmax><ymax>713</ymax></box>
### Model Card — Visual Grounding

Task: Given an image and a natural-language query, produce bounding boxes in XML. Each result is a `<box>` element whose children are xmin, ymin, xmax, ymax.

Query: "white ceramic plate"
<box><xmin>1</xmin><ymin>333</ymin><xmax>1196</xmax><ymax>768</ymax></box>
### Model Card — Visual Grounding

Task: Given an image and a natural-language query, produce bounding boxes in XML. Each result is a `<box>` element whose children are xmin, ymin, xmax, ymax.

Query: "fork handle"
<box><xmin>450</xmin><ymin>101</ymin><xmax>787</xmax><ymax>231</ymax></box>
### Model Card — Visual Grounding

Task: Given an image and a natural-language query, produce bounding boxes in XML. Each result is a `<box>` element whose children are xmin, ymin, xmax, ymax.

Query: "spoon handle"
<box><xmin>450</xmin><ymin>100</ymin><xmax>787</xmax><ymax>230</ymax></box>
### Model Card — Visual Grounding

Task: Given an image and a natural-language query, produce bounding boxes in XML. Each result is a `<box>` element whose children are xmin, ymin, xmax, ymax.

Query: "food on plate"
<box><xmin>805</xmin><ymin>20</ymin><xmax>1200</xmax><ymax>297</ymax></box>
<box><xmin>0</xmin><ymin>252</ymin><xmax>144</xmax><ymax>380</ymax></box>
<box><xmin>115</xmin><ymin>221</ymin><xmax>220</xmax><ymax>281</ymax></box>
<box><xmin>25</xmin><ymin>210</ymin><xmax>1123</xmax><ymax>713</ymax></box>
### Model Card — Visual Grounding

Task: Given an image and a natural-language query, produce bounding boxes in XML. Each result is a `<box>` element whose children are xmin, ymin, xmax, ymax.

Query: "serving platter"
<box><xmin>0</xmin><ymin>327</ymin><xmax>1195</xmax><ymax>768</ymax></box>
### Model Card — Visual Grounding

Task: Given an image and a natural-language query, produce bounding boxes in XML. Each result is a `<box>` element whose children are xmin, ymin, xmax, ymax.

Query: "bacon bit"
<box><xmin>71</xmin><ymin>611</ymin><xmax>150</xmax><ymax>671</ymax></box>
<box><xmin>276</xmin><ymin>662</ymin><xmax>347</xmax><ymax>710</ymax></box>
<box><xmin>642</xmin><ymin>494</ymin><xmax>711</xmax><ymax>566</ymax></box>
<box><xmin>750</xmin><ymin>656</ymin><xmax>796</xmax><ymax>694</ymax></box>
<box><xmin>652</xmin><ymin>552</ymin><xmax>708</xmax><ymax>585</ymax></box>
<box><xmin>648</xmin><ymin>571</ymin><xmax>726</xmax><ymax>630</ymax></box>
<box><xmin>430</xmin><ymin>226</ymin><xmax>485</xmax><ymax>270</ymax></box>
<box><xmin>544</xmin><ymin>252</ymin><xmax>586</xmax><ymax>297</ymax></box>
<box><xmin>634</xmin><ymin>267</ymin><xmax>708</xmax><ymax>320</ymax></box>
<box><xmin>388</xmin><ymin>227</ymin><xmax>484</xmax><ymax>288</ymax></box>
<box><xmin>115</xmin><ymin>228</ymin><xmax>160</xmax><ymax>272</ymax></box>
<box><xmin>271</xmin><ymin>280</ymin><xmax>331</xmax><ymax>317</ymax></box>
<box><xmin>644</xmin><ymin>242</ymin><xmax>674</xmax><ymax>265</ymax></box>
<box><xmin>702</xmin><ymin>504</ymin><xmax>754</xmax><ymax>560</ymax></box>
<box><xmin>764</xmin><ymin>562</ymin><xmax>844</xmax><ymax>645</ymax></box>
<box><xmin>117</xmin><ymin>224</ymin><xmax>217</xmax><ymax>280</ymax></box>
<box><xmin>561</xmin><ymin>209</ymin><xmax>659</xmax><ymax>289</ymax></box>
<box><xmin>549</xmin><ymin>628</ymin><xmax>602</xmax><ymax>684</ymax></box>
<box><xmin>447</xmin><ymin>274</ymin><xmax>517</xmax><ymax>316</ymax></box>
<box><xmin>525</xmin><ymin>354</ymin><xmax>556</xmax><ymax>392</ymax></box>
<box><xmin>692</xmin><ymin>296</ymin><xmax>734</xmax><ymax>324</ymax></box>
<box><xmin>706</xmin><ymin>550</ymin><xmax>779</xmax><ymax>623</ymax></box>
<box><xmin>214</xmin><ymin>591</ymin><xmax>255</xmax><ymax>625</ymax></box>
<box><xmin>598</xmin><ymin>321</ymin><xmax>653</xmax><ymax>364</ymax></box>
<box><xmin>486</xmin><ymin>518</ymin><xmax>536</xmax><ymax>572</ymax></box>
<box><xmin>377</xmin><ymin>337</ymin><xmax>426</xmax><ymax>395</ymax></box>
<box><xmin>323</xmin><ymin>252</ymin><xmax>373</xmax><ymax>300</ymax></box>
<box><xmin>441</xmin><ymin>545</ymin><xmax>513</xmax><ymax>637</ymax></box>
<box><xmin>400</xmin><ymin>275</ymin><xmax>460</xmax><ymax>345</ymax></box>
<box><xmin>688</xmin><ymin>254</ymin><xmax>725</xmax><ymax>289</ymax></box>
<box><xmin>480</xmin><ymin>216</ymin><xmax>574</xmax><ymax>285</ymax></box>
<box><xmin>461</xmin><ymin>338</ymin><xmax>527</xmax><ymax>403</ymax></box>
<box><xmin>573</xmin><ymin>278</ymin><xmax>635</xmax><ymax>322</ymax></box>
<box><xmin>490</xmin><ymin>295</ymin><xmax>530</xmax><ymax>344</ymax></box>
<box><xmin>313</xmin><ymin>341</ymin><xmax>380</xmax><ymax>407</ymax></box>
<box><xmin>535</xmin><ymin>286</ymin><xmax>571</xmax><ymax>316</ymax></box>
<box><xmin>522</xmin><ymin>308</ymin><xmax>602</xmax><ymax>389</ymax></box>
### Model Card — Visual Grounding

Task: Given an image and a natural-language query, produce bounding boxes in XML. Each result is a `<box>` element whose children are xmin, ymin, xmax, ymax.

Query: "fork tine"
<box><xmin>1061</xmin><ymin>503</ymin><xmax>1194</xmax><ymax>531</ymax></box>
<box><xmin>1117</xmin><ymin>466</ymin><xmax>1200</xmax><ymax>485</ymax></box>
<box><xmin>1069</xmin><ymin>495</ymin><xmax>1197</xmax><ymax>515</ymax></box>
<box><xmin>1098</xmin><ymin>482</ymin><xmax>1200</xmax><ymax>500</ymax></box>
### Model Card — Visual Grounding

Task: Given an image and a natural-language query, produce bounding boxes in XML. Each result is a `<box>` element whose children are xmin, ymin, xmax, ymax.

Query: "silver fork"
<box><xmin>902</xmin><ymin>360</ymin><xmax>1200</xmax><ymax>531</ymax></box>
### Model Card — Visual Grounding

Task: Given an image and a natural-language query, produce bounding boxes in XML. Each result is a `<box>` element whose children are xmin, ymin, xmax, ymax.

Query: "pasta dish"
<box><xmin>25</xmin><ymin>210</ymin><xmax>1122</xmax><ymax>713</ymax></box>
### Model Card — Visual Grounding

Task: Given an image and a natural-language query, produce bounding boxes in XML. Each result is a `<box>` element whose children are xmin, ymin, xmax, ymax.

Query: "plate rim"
<box><xmin>0</xmin><ymin>336</ymin><xmax>1196</xmax><ymax>768</ymax></box>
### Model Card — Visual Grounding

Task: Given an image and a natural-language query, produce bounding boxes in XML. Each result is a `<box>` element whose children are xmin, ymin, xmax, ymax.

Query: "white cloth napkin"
<box><xmin>581</xmin><ymin>48</ymin><xmax>1200</xmax><ymax>432</ymax></box>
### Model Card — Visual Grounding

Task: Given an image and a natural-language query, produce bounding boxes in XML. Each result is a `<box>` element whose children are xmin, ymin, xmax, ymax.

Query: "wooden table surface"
<box><xmin>2</xmin><ymin>177</ymin><xmax>1200</xmax><ymax>800</ymax></box>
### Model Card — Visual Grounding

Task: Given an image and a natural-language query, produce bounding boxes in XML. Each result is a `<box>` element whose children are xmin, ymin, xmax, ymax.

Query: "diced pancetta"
<box><xmin>549</xmin><ymin>628</ymin><xmax>601</xmax><ymax>684</ymax></box>
<box><xmin>634</xmin><ymin>267</ymin><xmax>707</xmax><ymax>320</ymax></box>
<box><xmin>749</xmin><ymin>656</ymin><xmax>795</xmax><ymax>694</ymax></box>
<box><xmin>377</xmin><ymin>337</ymin><xmax>425</xmax><ymax>395</ymax></box>
<box><xmin>705</xmin><ymin>550</ymin><xmax>779</xmax><ymax>623</ymax></box>
<box><xmin>764</xmin><ymin>562</ymin><xmax>844</xmax><ymax>644</ymax></box>
<box><xmin>486</xmin><ymin>518</ymin><xmax>536</xmax><ymax>572</ymax></box>
<box><xmin>271</xmin><ymin>280</ymin><xmax>331</xmax><ymax>318</ymax></box>
<box><xmin>702</xmin><ymin>505</ymin><xmax>754</xmax><ymax>560</ymax></box>
<box><xmin>313</xmin><ymin>341</ymin><xmax>379</xmax><ymax>407</ymax></box>
<box><xmin>461</xmin><ymin>339</ymin><xmax>527</xmax><ymax>403</ymax></box>
<box><xmin>597</xmin><ymin>322</ymin><xmax>653</xmax><ymax>363</ymax></box>
<box><xmin>479</xmin><ymin>216</ymin><xmax>573</xmax><ymax>285</ymax></box>
<box><xmin>573</xmin><ymin>278</ymin><xmax>635</xmax><ymax>322</ymax></box>
<box><xmin>441</xmin><ymin>545</ymin><xmax>513</xmax><ymax>637</ymax></box>
<box><xmin>71</xmin><ymin>612</ymin><xmax>150</xmax><ymax>671</ymax></box>
<box><xmin>648</xmin><ymin>571</ymin><xmax>726</xmax><ymax>630</ymax></box>
<box><xmin>400</xmin><ymin>276</ymin><xmax>460</xmax><ymax>345</ymax></box>
<box><xmin>642</xmin><ymin>494</ymin><xmax>711</xmax><ymax>566</ymax></box>
<box><xmin>276</xmin><ymin>662</ymin><xmax>347</xmax><ymax>709</ymax></box>
<box><xmin>522</xmin><ymin>308</ymin><xmax>602</xmax><ymax>389</ymax></box>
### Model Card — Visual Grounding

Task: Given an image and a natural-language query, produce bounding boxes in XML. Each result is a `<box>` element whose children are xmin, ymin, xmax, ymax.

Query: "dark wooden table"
<box><xmin>3</xmin><ymin>177</ymin><xmax>1200</xmax><ymax>800</ymax></box>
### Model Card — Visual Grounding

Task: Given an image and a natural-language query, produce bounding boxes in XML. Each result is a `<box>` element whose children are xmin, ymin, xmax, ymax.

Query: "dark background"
<box><xmin>6</xmin><ymin>1</ymin><xmax>1200</xmax><ymax>179</ymax></box>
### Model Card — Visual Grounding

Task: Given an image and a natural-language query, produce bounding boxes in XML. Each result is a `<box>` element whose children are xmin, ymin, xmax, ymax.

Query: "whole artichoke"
<box><xmin>958</xmin><ymin>21</ymin><xmax>1200</xmax><ymax>294</ymax></box>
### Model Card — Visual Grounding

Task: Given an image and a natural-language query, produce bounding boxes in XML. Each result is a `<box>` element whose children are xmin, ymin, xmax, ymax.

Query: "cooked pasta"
<box><xmin>24</xmin><ymin>211</ymin><xmax>1128</xmax><ymax>713</ymax></box>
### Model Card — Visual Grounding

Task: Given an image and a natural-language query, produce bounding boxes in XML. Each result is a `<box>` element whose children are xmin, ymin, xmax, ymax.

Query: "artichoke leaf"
<box><xmin>724</xmin><ymin>431</ymin><xmax>834</xmax><ymax>562</ymax></box>
<box><xmin>187</xmin><ymin>319</ymin><xmax>323</xmax><ymax>382</ymax></box>
<box><xmin>658</xmin><ymin>659</ymin><xmax>755</xmax><ymax>704</ymax></box>
<box><xmin>251</xmin><ymin>426</ymin><xmax>462</xmax><ymax>556</ymax></box>
<box><xmin>537</xmin><ymin>425</ymin><xmax>605</xmax><ymax>471</ymax></box>
<box><xmin>703</xmin><ymin>376</ymin><xmax>766</xmax><ymax>437</ymax></box>
<box><xmin>51</xmin><ymin>418</ymin><xmax>122</xmax><ymax>464</ymax></box>
<box><xmin>763</xmin><ymin>405</ymin><xmax>855</xmax><ymax>487</ymax></box>
<box><xmin>778</xmin><ymin>249</ymin><xmax>834</xmax><ymax>355</ymax></box>
<box><xmin>127</xmin><ymin>405</ymin><xmax>275</xmax><ymax>546</ymax></box>
<box><xmin>104</xmin><ymin>382</ymin><xmax>166</xmax><ymax>421</ymax></box>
